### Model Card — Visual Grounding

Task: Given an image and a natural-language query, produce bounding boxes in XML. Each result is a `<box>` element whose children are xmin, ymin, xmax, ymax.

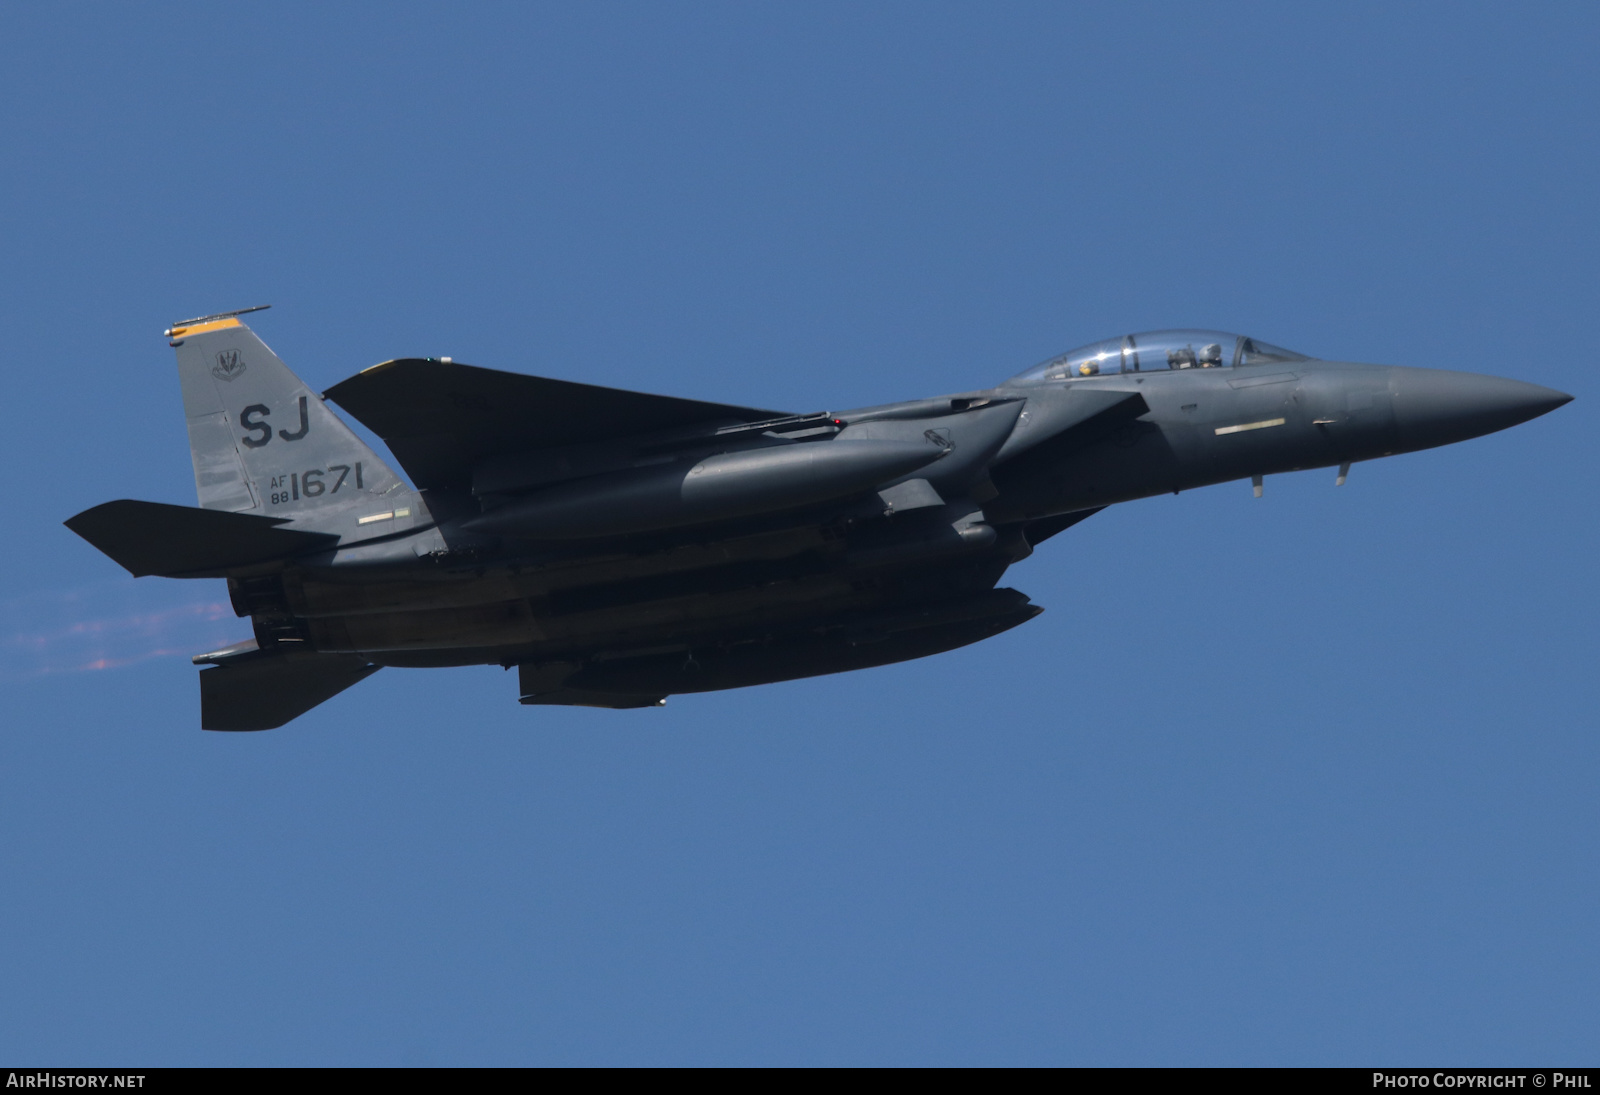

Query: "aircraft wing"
<box><xmin>325</xmin><ymin>358</ymin><xmax>788</xmax><ymax>491</ymax></box>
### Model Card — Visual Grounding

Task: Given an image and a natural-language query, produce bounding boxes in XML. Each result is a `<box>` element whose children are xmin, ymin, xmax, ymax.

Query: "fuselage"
<box><xmin>72</xmin><ymin>316</ymin><xmax>1568</xmax><ymax>722</ymax></box>
<box><xmin>246</xmin><ymin>339</ymin><xmax>1567</xmax><ymax>699</ymax></box>
<box><xmin>987</xmin><ymin>359</ymin><xmax>1560</xmax><ymax>519</ymax></box>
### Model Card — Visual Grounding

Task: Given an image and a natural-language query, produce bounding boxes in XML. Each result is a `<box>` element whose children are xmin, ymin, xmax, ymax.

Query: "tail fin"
<box><xmin>168</xmin><ymin>310</ymin><xmax>418</xmax><ymax>537</ymax></box>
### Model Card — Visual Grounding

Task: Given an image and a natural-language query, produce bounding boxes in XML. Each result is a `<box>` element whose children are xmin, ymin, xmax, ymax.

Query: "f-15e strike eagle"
<box><xmin>65</xmin><ymin>307</ymin><xmax>1570</xmax><ymax>729</ymax></box>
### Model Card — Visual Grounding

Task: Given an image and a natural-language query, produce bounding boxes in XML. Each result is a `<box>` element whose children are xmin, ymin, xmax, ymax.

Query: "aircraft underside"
<box><xmin>224</xmin><ymin>504</ymin><xmax>1079</xmax><ymax>708</ymax></box>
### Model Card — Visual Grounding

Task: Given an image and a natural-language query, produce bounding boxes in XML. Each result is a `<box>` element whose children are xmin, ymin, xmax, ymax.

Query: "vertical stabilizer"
<box><xmin>167</xmin><ymin>310</ymin><xmax>419</xmax><ymax>538</ymax></box>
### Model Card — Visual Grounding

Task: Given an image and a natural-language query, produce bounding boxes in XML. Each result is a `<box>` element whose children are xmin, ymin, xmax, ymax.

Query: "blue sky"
<box><xmin>1</xmin><ymin>3</ymin><xmax>1595</xmax><ymax>1065</ymax></box>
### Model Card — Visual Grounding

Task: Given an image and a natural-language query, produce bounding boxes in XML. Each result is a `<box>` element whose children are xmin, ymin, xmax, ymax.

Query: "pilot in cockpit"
<box><xmin>1198</xmin><ymin>342</ymin><xmax>1223</xmax><ymax>368</ymax></box>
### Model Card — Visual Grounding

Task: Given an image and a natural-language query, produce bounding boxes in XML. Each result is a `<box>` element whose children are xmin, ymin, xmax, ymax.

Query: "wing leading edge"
<box><xmin>324</xmin><ymin>358</ymin><xmax>788</xmax><ymax>491</ymax></box>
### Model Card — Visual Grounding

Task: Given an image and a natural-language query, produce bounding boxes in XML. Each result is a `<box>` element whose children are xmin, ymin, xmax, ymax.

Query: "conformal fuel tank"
<box><xmin>465</xmin><ymin>439</ymin><xmax>946</xmax><ymax>540</ymax></box>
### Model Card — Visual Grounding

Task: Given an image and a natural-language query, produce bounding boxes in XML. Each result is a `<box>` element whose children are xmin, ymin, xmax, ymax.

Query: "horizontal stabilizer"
<box><xmin>65</xmin><ymin>499</ymin><xmax>338</xmax><ymax>577</ymax></box>
<box><xmin>325</xmin><ymin>358</ymin><xmax>787</xmax><ymax>490</ymax></box>
<box><xmin>200</xmin><ymin>651</ymin><xmax>380</xmax><ymax>731</ymax></box>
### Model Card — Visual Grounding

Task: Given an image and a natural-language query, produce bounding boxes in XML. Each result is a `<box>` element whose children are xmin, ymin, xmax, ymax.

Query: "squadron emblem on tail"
<box><xmin>212</xmin><ymin>349</ymin><xmax>246</xmax><ymax>381</ymax></box>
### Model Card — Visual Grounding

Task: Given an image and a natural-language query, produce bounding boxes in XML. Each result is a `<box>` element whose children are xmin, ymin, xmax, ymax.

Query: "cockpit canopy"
<box><xmin>1009</xmin><ymin>329</ymin><xmax>1311</xmax><ymax>385</ymax></box>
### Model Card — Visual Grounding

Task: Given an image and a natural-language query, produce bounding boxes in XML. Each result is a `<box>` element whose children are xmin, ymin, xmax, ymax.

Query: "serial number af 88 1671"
<box><xmin>267</xmin><ymin>463</ymin><xmax>365</xmax><ymax>506</ymax></box>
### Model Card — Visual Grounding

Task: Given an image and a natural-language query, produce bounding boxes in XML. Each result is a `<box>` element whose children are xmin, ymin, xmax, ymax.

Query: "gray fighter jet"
<box><xmin>65</xmin><ymin>308</ymin><xmax>1571</xmax><ymax>729</ymax></box>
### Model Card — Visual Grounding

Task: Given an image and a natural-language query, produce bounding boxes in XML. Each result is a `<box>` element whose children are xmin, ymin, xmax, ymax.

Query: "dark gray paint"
<box><xmin>66</xmin><ymin>316</ymin><xmax>1572</xmax><ymax>729</ymax></box>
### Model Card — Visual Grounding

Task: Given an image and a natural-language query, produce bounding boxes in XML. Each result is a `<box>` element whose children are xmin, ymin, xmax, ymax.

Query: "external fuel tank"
<box><xmin>463</xmin><ymin>438</ymin><xmax>947</xmax><ymax>540</ymax></box>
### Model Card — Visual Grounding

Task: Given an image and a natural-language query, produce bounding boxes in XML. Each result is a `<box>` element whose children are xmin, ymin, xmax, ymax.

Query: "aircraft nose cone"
<box><xmin>1391</xmin><ymin>368</ymin><xmax>1572</xmax><ymax>450</ymax></box>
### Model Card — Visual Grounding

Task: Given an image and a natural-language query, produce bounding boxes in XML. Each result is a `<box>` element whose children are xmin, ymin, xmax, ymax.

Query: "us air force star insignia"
<box><xmin>212</xmin><ymin>349</ymin><xmax>246</xmax><ymax>381</ymax></box>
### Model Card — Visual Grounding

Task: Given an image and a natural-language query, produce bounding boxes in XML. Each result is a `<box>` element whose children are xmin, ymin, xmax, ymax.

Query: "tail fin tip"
<box><xmin>165</xmin><ymin>304</ymin><xmax>272</xmax><ymax>338</ymax></box>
